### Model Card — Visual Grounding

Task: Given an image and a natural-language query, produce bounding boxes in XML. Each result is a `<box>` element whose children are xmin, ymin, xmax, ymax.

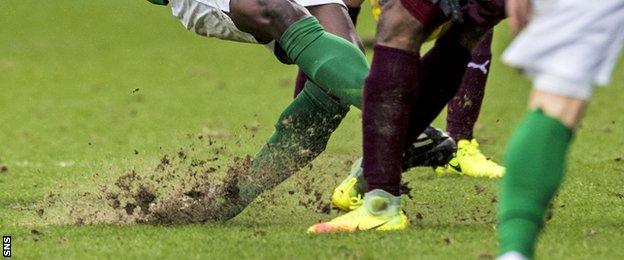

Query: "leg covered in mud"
<box><xmin>222</xmin><ymin>82</ymin><xmax>350</xmax><ymax>220</ymax></box>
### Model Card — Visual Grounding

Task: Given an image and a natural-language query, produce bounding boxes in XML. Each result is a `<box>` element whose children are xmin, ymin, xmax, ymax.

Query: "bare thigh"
<box><xmin>375</xmin><ymin>0</ymin><xmax>492</xmax><ymax>52</ymax></box>
<box><xmin>375</xmin><ymin>0</ymin><xmax>431</xmax><ymax>52</ymax></box>
<box><xmin>228</xmin><ymin>0</ymin><xmax>310</xmax><ymax>42</ymax></box>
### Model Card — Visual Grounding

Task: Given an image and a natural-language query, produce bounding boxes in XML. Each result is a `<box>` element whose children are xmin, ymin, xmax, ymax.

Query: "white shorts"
<box><xmin>502</xmin><ymin>0</ymin><xmax>624</xmax><ymax>100</ymax></box>
<box><xmin>170</xmin><ymin>0</ymin><xmax>345</xmax><ymax>44</ymax></box>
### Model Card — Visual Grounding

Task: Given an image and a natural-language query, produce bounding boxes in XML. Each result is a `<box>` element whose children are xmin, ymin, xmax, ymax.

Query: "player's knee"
<box><xmin>258</xmin><ymin>0</ymin><xmax>309</xmax><ymax>35</ymax></box>
<box><xmin>248</xmin><ymin>0</ymin><xmax>282</xmax><ymax>25</ymax></box>
<box><xmin>231</xmin><ymin>0</ymin><xmax>308</xmax><ymax>39</ymax></box>
<box><xmin>229</xmin><ymin>0</ymin><xmax>307</xmax><ymax>41</ymax></box>
<box><xmin>375</xmin><ymin>1</ymin><xmax>427</xmax><ymax>52</ymax></box>
<box><xmin>376</xmin><ymin>22</ymin><xmax>422</xmax><ymax>51</ymax></box>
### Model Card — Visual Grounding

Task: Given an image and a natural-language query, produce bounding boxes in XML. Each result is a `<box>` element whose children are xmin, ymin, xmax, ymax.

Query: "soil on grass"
<box><xmin>38</xmin><ymin>131</ymin><xmax>344</xmax><ymax>226</ymax></box>
<box><xmin>74</xmin><ymin>141</ymin><xmax>257</xmax><ymax>225</ymax></box>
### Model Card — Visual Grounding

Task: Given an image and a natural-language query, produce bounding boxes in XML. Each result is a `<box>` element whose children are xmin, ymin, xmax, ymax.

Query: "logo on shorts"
<box><xmin>2</xmin><ymin>236</ymin><xmax>10</xmax><ymax>258</ymax></box>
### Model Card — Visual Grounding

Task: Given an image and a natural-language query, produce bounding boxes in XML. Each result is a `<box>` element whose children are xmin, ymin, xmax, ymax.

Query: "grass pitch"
<box><xmin>1</xmin><ymin>1</ymin><xmax>623</xmax><ymax>259</ymax></box>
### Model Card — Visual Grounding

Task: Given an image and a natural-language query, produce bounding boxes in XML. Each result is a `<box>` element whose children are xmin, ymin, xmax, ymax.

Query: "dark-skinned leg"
<box><xmin>436</xmin><ymin>30</ymin><xmax>504</xmax><ymax>179</ymax></box>
<box><xmin>363</xmin><ymin>0</ymin><xmax>432</xmax><ymax>195</ymax></box>
<box><xmin>343</xmin><ymin>0</ymin><xmax>365</xmax><ymax>27</ymax></box>
<box><xmin>308</xmin><ymin>0</ymin><xmax>435</xmax><ymax>233</ymax></box>
<box><xmin>220</xmin><ymin>1</ymin><xmax>368</xmax><ymax>220</ymax></box>
<box><xmin>402</xmin><ymin>24</ymin><xmax>489</xmax><ymax>147</ymax></box>
<box><xmin>260</xmin><ymin>3</ymin><xmax>363</xmax><ymax>182</ymax></box>
<box><xmin>446</xmin><ymin>30</ymin><xmax>493</xmax><ymax>141</ymax></box>
<box><xmin>294</xmin><ymin>70</ymin><xmax>307</xmax><ymax>97</ymax></box>
<box><xmin>310</xmin><ymin>4</ymin><xmax>364</xmax><ymax>54</ymax></box>
<box><xmin>309</xmin><ymin>0</ymin><xmax>501</xmax><ymax>233</ymax></box>
<box><xmin>229</xmin><ymin>0</ymin><xmax>367</xmax><ymax>108</ymax></box>
<box><xmin>228</xmin><ymin>0</ymin><xmax>309</xmax><ymax>42</ymax></box>
<box><xmin>364</xmin><ymin>0</ymin><xmax>492</xmax><ymax>194</ymax></box>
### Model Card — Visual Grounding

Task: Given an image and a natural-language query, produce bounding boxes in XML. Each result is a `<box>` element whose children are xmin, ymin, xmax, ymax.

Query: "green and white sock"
<box><xmin>498</xmin><ymin>109</ymin><xmax>573</xmax><ymax>258</ymax></box>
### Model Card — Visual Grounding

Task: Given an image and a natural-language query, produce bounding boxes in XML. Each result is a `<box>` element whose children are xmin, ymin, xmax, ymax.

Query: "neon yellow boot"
<box><xmin>308</xmin><ymin>189</ymin><xmax>408</xmax><ymax>234</ymax></box>
<box><xmin>435</xmin><ymin>139</ymin><xmax>504</xmax><ymax>178</ymax></box>
<box><xmin>331</xmin><ymin>158</ymin><xmax>366</xmax><ymax>211</ymax></box>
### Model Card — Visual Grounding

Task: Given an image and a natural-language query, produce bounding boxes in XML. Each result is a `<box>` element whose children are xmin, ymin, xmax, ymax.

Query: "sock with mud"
<box><xmin>446</xmin><ymin>30</ymin><xmax>493</xmax><ymax>140</ymax></box>
<box><xmin>231</xmin><ymin>82</ymin><xmax>350</xmax><ymax>215</ymax></box>
<box><xmin>498</xmin><ymin>109</ymin><xmax>573</xmax><ymax>258</ymax></box>
<box><xmin>362</xmin><ymin>45</ymin><xmax>420</xmax><ymax>196</ymax></box>
<box><xmin>279</xmin><ymin>16</ymin><xmax>368</xmax><ymax>109</ymax></box>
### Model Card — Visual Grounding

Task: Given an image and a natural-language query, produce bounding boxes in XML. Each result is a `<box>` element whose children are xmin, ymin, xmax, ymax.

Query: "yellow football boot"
<box><xmin>332</xmin><ymin>126</ymin><xmax>456</xmax><ymax>212</ymax></box>
<box><xmin>435</xmin><ymin>139</ymin><xmax>504</xmax><ymax>178</ymax></box>
<box><xmin>370</xmin><ymin>0</ymin><xmax>382</xmax><ymax>20</ymax></box>
<box><xmin>308</xmin><ymin>189</ymin><xmax>408</xmax><ymax>234</ymax></box>
<box><xmin>331</xmin><ymin>158</ymin><xmax>365</xmax><ymax>211</ymax></box>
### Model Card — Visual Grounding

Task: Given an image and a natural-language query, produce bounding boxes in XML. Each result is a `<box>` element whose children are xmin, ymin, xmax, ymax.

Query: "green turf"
<box><xmin>1</xmin><ymin>1</ymin><xmax>623</xmax><ymax>259</ymax></box>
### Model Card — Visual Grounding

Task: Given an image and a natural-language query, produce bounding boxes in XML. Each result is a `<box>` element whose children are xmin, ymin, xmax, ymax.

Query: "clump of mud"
<box><xmin>81</xmin><ymin>150</ymin><xmax>255</xmax><ymax>225</ymax></box>
<box><xmin>23</xmin><ymin>131</ymin><xmax>258</xmax><ymax>225</ymax></box>
<box><xmin>135</xmin><ymin>156</ymin><xmax>252</xmax><ymax>224</ymax></box>
<box><xmin>47</xmin><ymin>131</ymin><xmax>344</xmax><ymax>226</ymax></box>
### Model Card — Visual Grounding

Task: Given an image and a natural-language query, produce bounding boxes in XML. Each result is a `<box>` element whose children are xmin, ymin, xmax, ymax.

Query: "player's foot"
<box><xmin>331</xmin><ymin>158</ymin><xmax>366</xmax><ymax>211</ymax></box>
<box><xmin>403</xmin><ymin>126</ymin><xmax>457</xmax><ymax>169</ymax></box>
<box><xmin>309</xmin><ymin>189</ymin><xmax>408</xmax><ymax>234</ymax></box>
<box><xmin>332</xmin><ymin>127</ymin><xmax>455</xmax><ymax>212</ymax></box>
<box><xmin>434</xmin><ymin>139</ymin><xmax>504</xmax><ymax>178</ymax></box>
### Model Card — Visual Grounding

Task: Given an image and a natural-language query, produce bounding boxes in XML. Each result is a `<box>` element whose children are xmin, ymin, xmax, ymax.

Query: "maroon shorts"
<box><xmin>400</xmin><ymin>0</ymin><xmax>506</xmax><ymax>29</ymax></box>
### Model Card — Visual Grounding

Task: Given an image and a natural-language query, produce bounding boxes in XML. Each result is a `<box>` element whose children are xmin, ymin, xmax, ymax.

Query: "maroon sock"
<box><xmin>363</xmin><ymin>45</ymin><xmax>420</xmax><ymax>196</ymax></box>
<box><xmin>446</xmin><ymin>30</ymin><xmax>493</xmax><ymax>140</ymax></box>
<box><xmin>404</xmin><ymin>30</ymin><xmax>473</xmax><ymax>147</ymax></box>
<box><xmin>293</xmin><ymin>70</ymin><xmax>307</xmax><ymax>98</ymax></box>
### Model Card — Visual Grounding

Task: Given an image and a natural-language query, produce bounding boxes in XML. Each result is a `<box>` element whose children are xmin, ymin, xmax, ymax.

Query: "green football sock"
<box><xmin>238</xmin><ymin>81</ymin><xmax>350</xmax><ymax>204</ymax></box>
<box><xmin>279</xmin><ymin>16</ymin><xmax>368</xmax><ymax>109</ymax></box>
<box><xmin>498</xmin><ymin>109</ymin><xmax>573</xmax><ymax>258</ymax></box>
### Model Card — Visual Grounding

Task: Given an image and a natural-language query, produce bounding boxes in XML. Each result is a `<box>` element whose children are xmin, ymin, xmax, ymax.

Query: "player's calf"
<box><xmin>528</xmin><ymin>90</ymin><xmax>587</xmax><ymax>129</ymax></box>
